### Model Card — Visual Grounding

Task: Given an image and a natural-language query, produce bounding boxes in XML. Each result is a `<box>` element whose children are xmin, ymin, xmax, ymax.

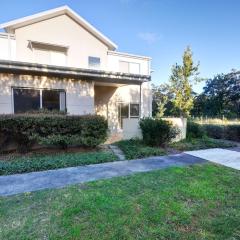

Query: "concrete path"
<box><xmin>109</xmin><ymin>145</ymin><xmax>126</xmax><ymax>160</ymax></box>
<box><xmin>185</xmin><ymin>148</ymin><xmax>240</xmax><ymax>170</ymax></box>
<box><xmin>0</xmin><ymin>153</ymin><xmax>205</xmax><ymax>196</ymax></box>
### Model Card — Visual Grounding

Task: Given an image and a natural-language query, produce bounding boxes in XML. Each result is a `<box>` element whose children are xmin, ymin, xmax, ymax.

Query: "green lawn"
<box><xmin>0</xmin><ymin>164</ymin><xmax>240</xmax><ymax>239</ymax></box>
<box><xmin>116</xmin><ymin>138</ymin><xmax>236</xmax><ymax>160</ymax></box>
<box><xmin>0</xmin><ymin>151</ymin><xmax>117</xmax><ymax>176</ymax></box>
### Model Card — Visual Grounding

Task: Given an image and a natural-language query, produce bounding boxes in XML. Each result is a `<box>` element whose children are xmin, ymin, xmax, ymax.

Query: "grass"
<box><xmin>116</xmin><ymin>138</ymin><xmax>236</xmax><ymax>159</ymax></box>
<box><xmin>116</xmin><ymin>139</ymin><xmax>166</xmax><ymax>159</ymax></box>
<box><xmin>170</xmin><ymin>137</ymin><xmax>237</xmax><ymax>151</ymax></box>
<box><xmin>0</xmin><ymin>151</ymin><xmax>117</xmax><ymax>176</ymax></box>
<box><xmin>0</xmin><ymin>164</ymin><xmax>240</xmax><ymax>239</ymax></box>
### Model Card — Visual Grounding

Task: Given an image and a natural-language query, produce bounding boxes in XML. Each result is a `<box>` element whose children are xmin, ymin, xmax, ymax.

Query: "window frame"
<box><xmin>88</xmin><ymin>56</ymin><xmax>101</xmax><ymax>69</ymax></box>
<box><xmin>12</xmin><ymin>87</ymin><xmax>66</xmax><ymax>114</ymax></box>
<box><xmin>130</xmin><ymin>103</ymin><xmax>140</xmax><ymax>118</ymax></box>
<box><xmin>117</xmin><ymin>102</ymin><xmax>140</xmax><ymax>129</ymax></box>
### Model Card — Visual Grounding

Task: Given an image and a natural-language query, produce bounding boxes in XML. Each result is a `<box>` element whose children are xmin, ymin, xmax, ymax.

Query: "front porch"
<box><xmin>94</xmin><ymin>82</ymin><xmax>144</xmax><ymax>142</ymax></box>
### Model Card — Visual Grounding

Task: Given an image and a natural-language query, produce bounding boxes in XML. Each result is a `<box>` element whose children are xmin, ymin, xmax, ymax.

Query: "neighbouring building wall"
<box><xmin>0</xmin><ymin>73</ymin><xmax>94</xmax><ymax>115</ymax></box>
<box><xmin>14</xmin><ymin>14</ymin><xmax>109</xmax><ymax>69</ymax></box>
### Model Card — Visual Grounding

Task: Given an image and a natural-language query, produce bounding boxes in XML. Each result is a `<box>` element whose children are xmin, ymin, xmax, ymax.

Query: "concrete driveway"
<box><xmin>185</xmin><ymin>148</ymin><xmax>240</xmax><ymax>170</ymax></box>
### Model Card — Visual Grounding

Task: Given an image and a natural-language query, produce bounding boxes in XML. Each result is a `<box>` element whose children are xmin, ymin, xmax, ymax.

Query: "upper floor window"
<box><xmin>32</xmin><ymin>42</ymin><xmax>67</xmax><ymax>66</ymax></box>
<box><xmin>119</xmin><ymin>61</ymin><xmax>140</xmax><ymax>74</ymax></box>
<box><xmin>88</xmin><ymin>56</ymin><xmax>101</xmax><ymax>69</ymax></box>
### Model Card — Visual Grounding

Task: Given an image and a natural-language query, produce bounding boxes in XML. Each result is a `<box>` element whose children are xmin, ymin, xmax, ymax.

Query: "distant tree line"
<box><xmin>191</xmin><ymin>72</ymin><xmax>240</xmax><ymax>118</ymax></box>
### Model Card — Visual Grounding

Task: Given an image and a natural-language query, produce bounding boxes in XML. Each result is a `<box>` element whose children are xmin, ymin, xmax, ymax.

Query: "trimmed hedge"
<box><xmin>0</xmin><ymin>114</ymin><xmax>108</xmax><ymax>152</ymax></box>
<box><xmin>139</xmin><ymin>118</ymin><xmax>179</xmax><ymax>147</ymax></box>
<box><xmin>204</xmin><ymin>124</ymin><xmax>240</xmax><ymax>142</ymax></box>
<box><xmin>187</xmin><ymin>121</ymin><xmax>240</xmax><ymax>142</ymax></box>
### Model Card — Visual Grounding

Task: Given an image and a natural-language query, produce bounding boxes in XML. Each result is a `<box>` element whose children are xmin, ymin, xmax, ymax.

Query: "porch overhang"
<box><xmin>0</xmin><ymin>60</ymin><xmax>151</xmax><ymax>84</ymax></box>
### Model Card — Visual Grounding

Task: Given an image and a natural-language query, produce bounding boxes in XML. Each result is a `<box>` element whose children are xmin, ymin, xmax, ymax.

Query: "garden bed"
<box><xmin>116</xmin><ymin>138</ymin><xmax>237</xmax><ymax>160</ymax></box>
<box><xmin>0</xmin><ymin>150</ymin><xmax>117</xmax><ymax>176</ymax></box>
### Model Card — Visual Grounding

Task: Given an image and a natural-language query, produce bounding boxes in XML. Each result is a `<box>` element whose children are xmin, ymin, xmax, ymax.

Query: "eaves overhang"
<box><xmin>0</xmin><ymin>60</ymin><xmax>151</xmax><ymax>85</ymax></box>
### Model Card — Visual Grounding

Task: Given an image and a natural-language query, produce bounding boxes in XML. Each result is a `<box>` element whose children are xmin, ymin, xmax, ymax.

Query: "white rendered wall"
<box><xmin>0</xmin><ymin>73</ymin><xmax>94</xmax><ymax>115</ymax></box>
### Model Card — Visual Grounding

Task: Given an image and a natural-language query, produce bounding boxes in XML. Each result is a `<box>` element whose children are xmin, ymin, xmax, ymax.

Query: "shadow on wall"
<box><xmin>94</xmin><ymin>85</ymin><xmax>118</xmax><ymax>131</ymax></box>
<box><xmin>0</xmin><ymin>73</ymin><xmax>94</xmax><ymax>114</ymax></box>
<box><xmin>94</xmin><ymin>83</ymin><xmax>152</xmax><ymax>135</ymax></box>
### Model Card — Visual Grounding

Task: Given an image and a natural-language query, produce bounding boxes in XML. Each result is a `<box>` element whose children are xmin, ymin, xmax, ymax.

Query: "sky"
<box><xmin>1</xmin><ymin>0</ymin><xmax>240</xmax><ymax>93</ymax></box>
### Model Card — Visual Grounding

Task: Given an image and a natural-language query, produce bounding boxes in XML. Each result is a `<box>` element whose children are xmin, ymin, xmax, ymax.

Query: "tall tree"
<box><xmin>169</xmin><ymin>46</ymin><xmax>200</xmax><ymax>117</ymax></box>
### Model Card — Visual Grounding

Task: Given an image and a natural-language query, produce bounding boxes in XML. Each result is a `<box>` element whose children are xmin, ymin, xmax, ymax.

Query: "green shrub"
<box><xmin>187</xmin><ymin>121</ymin><xmax>206</xmax><ymax>139</ymax></box>
<box><xmin>0</xmin><ymin>114</ymin><xmax>108</xmax><ymax>153</ymax></box>
<box><xmin>24</xmin><ymin>108</ymin><xmax>67</xmax><ymax>115</ymax></box>
<box><xmin>139</xmin><ymin>118</ymin><xmax>179</xmax><ymax>147</ymax></box>
<box><xmin>189</xmin><ymin>121</ymin><xmax>240</xmax><ymax>142</ymax></box>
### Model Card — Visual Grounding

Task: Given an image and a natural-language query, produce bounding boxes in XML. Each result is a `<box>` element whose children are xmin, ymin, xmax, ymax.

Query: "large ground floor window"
<box><xmin>13</xmin><ymin>87</ymin><xmax>66</xmax><ymax>113</ymax></box>
<box><xmin>118</xmin><ymin>102</ymin><xmax>140</xmax><ymax>128</ymax></box>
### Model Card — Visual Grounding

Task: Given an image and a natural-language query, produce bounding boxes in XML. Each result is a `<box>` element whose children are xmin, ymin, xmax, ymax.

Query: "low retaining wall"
<box><xmin>122</xmin><ymin>118</ymin><xmax>142</xmax><ymax>140</ymax></box>
<box><xmin>163</xmin><ymin>118</ymin><xmax>187</xmax><ymax>141</ymax></box>
<box><xmin>122</xmin><ymin>118</ymin><xmax>187</xmax><ymax>141</ymax></box>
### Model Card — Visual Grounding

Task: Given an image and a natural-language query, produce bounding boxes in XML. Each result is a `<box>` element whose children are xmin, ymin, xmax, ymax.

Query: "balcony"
<box><xmin>107</xmin><ymin>51</ymin><xmax>151</xmax><ymax>76</ymax></box>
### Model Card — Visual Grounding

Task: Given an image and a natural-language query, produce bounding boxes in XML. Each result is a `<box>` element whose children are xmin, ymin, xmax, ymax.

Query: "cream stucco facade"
<box><xmin>0</xmin><ymin>6</ymin><xmax>152</xmax><ymax>137</ymax></box>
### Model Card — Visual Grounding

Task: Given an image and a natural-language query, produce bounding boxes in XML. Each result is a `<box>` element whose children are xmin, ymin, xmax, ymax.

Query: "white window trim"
<box><xmin>117</xmin><ymin>102</ymin><xmax>140</xmax><ymax>118</ymax></box>
<box><xmin>117</xmin><ymin>102</ymin><xmax>140</xmax><ymax>129</ymax></box>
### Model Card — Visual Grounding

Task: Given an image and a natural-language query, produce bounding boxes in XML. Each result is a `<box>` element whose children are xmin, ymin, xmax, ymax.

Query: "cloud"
<box><xmin>138</xmin><ymin>32</ymin><xmax>160</xmax><ymax>45</ymax></box>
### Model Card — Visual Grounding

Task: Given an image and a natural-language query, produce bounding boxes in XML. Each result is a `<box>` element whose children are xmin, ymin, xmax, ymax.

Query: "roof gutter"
<box><xmin>0</xmin><ymin>60</ymin><xmax>151</xmax><ymax>84</ymax></box>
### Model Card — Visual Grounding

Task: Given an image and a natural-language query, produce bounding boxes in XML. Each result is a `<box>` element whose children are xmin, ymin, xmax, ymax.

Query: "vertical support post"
<box><xmin>40</xmin><ymin>89</ymin><xmax>43</xmax><ymax>109</ymax></box>
<box><xmin>139</xmin><ymin>83</ymin><xmax>142</xmax><ymax>118</ymax></box>
<box><xmin>7</xmin><ymin>34</ymin><xmax>11</xmax><ymax>60</ymax></box>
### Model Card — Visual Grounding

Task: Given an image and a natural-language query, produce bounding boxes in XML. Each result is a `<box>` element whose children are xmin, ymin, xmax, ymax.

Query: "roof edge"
<box><xmin>0</xmin><ymin>60</ymin><xmax>151</xmax><ymax>83</ymax></box>
<box><xmin>0</xmin><ymin>5</ymin><xmax>118</xmax><ymax>50</ymax></box>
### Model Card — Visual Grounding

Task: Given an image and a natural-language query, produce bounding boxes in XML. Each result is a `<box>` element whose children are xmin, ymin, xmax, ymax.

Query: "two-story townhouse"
<box><xmin>0</xmin><ymin>6</ymin><xmax>152</xmax><ymax>139</ymax></box>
